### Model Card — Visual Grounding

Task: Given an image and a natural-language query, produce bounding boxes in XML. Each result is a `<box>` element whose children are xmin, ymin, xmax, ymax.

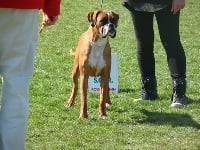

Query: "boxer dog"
<box><xmin>64</xmin><ymin>10</ymin><xmax>119</xmax><ymax>119</ymax></box>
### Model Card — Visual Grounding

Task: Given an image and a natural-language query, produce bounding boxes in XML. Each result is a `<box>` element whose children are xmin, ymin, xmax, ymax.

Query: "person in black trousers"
<box><xmin>123</xmin><ymin>0</ymin><xmax>187</xmax><ymax>107</ymax></box>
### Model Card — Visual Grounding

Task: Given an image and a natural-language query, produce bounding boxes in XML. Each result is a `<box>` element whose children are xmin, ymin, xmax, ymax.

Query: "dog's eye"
<box><xmin>100</xmin><ymin>18</ymin><xmax>107</xmax><ymax>25</ymax></box>
<box><xmin>110</xmin><ymin>19</ymin><xmax>118</xmax><ymax>27</ymax></box>
<box><xmin>110</xmin><ymin>18</ymin><xmax>117</xmax><ymax>24</ymax></box>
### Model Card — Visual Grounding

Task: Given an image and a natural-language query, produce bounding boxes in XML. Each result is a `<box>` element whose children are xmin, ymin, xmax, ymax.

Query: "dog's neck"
<box><xmin>87</xmin><ymin>26</ymin><xmax>108</xmax><ymax>46</ymax></box>
<box><xmin>87</xmin><ymin>28</ymin><xmax>108</xmax><ymax>76</ymax></box>
<box><xmin>90</xmin><ymin>36</ymin><xmax>108</xmax><ymax>48</ymax></box>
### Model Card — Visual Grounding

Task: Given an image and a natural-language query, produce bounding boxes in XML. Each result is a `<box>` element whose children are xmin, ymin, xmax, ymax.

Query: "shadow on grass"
<box><xmin>138</xmin><ymin>109</ymin><xmax>200</xmax><ymax>129</ymax></box>
<box><xmin>187</xmin><ymin>97</ymin><xmax>200</xmax><ymax>105</ymax></box>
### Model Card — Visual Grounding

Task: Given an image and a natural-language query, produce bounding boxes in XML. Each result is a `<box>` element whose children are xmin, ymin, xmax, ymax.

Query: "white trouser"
<box><xmin>0</xmin><ymin>8</ymin><xmax>38</xmax><ymax>150</ymax></box>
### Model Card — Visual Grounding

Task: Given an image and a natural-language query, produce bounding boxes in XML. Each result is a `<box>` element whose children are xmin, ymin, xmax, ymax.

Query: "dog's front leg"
<box><xmin>79</xmin><ymin>74</ymin><xmax>89</xmax><ymax>119</ymax></box>
<box><xmin>99</xmin><ymin>74</ymin><xmax>109</xmax><ymax>119</ymax></box>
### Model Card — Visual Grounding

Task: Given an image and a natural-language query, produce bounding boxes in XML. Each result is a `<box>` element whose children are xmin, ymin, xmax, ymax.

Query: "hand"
<box><xmin>39</xmin><ymin>13</ymin><xmax>58</xmax><ymax>33</ymax></box>
<box><xmin>171</xmin><ymin>0</ymin><xmax>185</xmax><ymax>14</ymax></box>
<box><xmin>42</xmin><ymin>13</ymin><xmax>58</xmax><ymax>26</ymax></box>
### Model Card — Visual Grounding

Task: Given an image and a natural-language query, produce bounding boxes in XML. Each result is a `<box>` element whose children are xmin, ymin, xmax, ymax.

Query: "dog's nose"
<box><xmin>108</xmin><ymin>23</ymin><xmax>116</xmax><ymax>34</ymax></box>
<box><xmin>108</xmin><ymin>23</ymin><xmax>115</xmax><ymax>29</ymax></box>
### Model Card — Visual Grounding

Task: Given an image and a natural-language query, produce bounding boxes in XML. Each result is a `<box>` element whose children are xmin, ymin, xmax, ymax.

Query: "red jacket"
<box><xmin>0</xmin><ymin>0</ymin><xmax>60</xmax><ymax>16</ymax></box>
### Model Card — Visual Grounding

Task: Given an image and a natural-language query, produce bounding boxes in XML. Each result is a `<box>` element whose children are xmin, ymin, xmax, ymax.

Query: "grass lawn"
<box><xmin>26</xmin><ymin>0</ymin><xmax>200</xmax><ymax>149</ymax></box>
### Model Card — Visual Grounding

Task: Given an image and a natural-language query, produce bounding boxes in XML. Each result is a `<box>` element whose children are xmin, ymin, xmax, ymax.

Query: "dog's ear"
<box><xmin>113</xmin><ymin>12</ymin><xmax>119</xmax><ymax>22</ymax></box>
<box><xmin>114</xmin><ymin>12</ymin><xmax>119</xmax><ymax>26</ymax></box>
<box><xmin>87</xmin><ymin>11</ymin><xmax>95</xmax><ymax>27</ymax></box>
<box><xmin>109</xmin><ymin>11</ymin><xmax>119</xmax><ymax>27</ymax></box>
<box><xmin>88</xmin><ymin>10</ymin><xmax>102</xmax><ymax>27</ymax></box>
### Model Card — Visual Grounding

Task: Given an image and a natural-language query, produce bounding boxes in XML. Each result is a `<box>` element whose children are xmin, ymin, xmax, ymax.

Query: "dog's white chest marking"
<box><xmin>88</xmin><ymin>38</ymin><xmax>107</xmax><ymax>75</ymax></box>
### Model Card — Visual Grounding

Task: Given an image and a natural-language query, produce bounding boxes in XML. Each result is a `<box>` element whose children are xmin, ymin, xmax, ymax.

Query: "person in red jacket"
<box><xmin>0</xmin><ymin>1</ymin><xmax>61</xmax><ymax>150</ymax></box>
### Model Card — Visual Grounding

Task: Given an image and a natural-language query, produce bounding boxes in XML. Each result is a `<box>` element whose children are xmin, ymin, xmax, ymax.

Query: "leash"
<box><xmin>39</xmin><ymin>25</ymin><xmax>45</xmax><ymax>33</ymax></box>
<box><xmin>99</xmin><ymin>0</ymin><xmax>103</xmax><ymax>9</ymax></box>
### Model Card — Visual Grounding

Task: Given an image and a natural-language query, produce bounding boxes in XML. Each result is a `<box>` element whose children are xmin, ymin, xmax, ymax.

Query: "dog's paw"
<box><xmin>64</xmin><ymin>101</ymin><xmax>74</xmax><ymax>107</ymax></box>
<box><xmin>106</xmin><ymin>103</ymin><xmax>111</xmax><ymax>107</ymax></box>
<box><xmin>99</xmin><ymin>112</ymin><xmax>107</xmax><ymax>119</ymax></box>
<box><xmin>99</xmin><ymin>115</ymin><xmax>107</xmax><ymax>119</ymax></box>
<box><xmin>79</xmin><ymin>114</ymin><xmax>88</xmax><ymax>120</ymax></box>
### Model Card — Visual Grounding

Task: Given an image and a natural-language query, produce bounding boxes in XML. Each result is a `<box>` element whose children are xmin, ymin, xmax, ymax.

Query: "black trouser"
<box><xmin>130</xmin><ymin>6</ymin><xmax>186</xmax><ymax>79</ymax></box>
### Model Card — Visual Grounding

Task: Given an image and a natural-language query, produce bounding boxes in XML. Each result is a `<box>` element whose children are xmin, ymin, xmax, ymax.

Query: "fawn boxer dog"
<box><xmin>64</xmin><ymin>10</ymin><xmax>119</xmax><ymax>119</ymax></box>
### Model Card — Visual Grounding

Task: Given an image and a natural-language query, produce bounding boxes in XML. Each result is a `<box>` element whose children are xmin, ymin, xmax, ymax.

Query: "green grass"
<box><xmin>26</xmin><ymin>0</ymin><xmax>200</xmax><ymax>149</ymax></box>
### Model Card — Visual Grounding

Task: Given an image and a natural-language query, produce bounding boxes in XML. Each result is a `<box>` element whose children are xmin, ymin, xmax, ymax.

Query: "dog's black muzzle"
<box><xmin>108</xmin><ymin>23</ymin><xmax>117</xmax><ymax>38</ymax></box>
<box><xmin>102</xmin><ymin>23</ymin><xmax>117</xmax><ymax>38</ymax></box>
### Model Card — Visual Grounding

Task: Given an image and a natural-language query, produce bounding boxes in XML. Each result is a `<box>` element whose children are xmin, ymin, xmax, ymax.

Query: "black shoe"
<box><xmin>134</xmin><ymin>76</ymin><xmax>158</xmax><ymax>102</ymax></box>
<box><xmin>134</xmin><ymin>92</ymin><xmax>158</xmax><ymax>102</ymax></box>
<box><xmin>171</xmin><ymin>77</ymin><xmax>187</xmax><ymax>107</ymax></box>
<box><xmin>171</xmin><ymin>94</ymin><xmax>187</xmax><ymax>107</ymax></box>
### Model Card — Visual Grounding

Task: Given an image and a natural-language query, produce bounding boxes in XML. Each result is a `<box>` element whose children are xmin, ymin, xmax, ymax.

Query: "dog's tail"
<box><xmin>69</xmin><ymin>49</ymin><xmax>76</xmax><ymax>57</ymax></box>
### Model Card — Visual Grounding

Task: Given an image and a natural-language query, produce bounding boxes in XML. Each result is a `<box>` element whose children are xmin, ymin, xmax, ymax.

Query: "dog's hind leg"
<box><xmin>65</xmin><ymin>61</ymin><xmax>79</xmax><ymax>107</ymax></box>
